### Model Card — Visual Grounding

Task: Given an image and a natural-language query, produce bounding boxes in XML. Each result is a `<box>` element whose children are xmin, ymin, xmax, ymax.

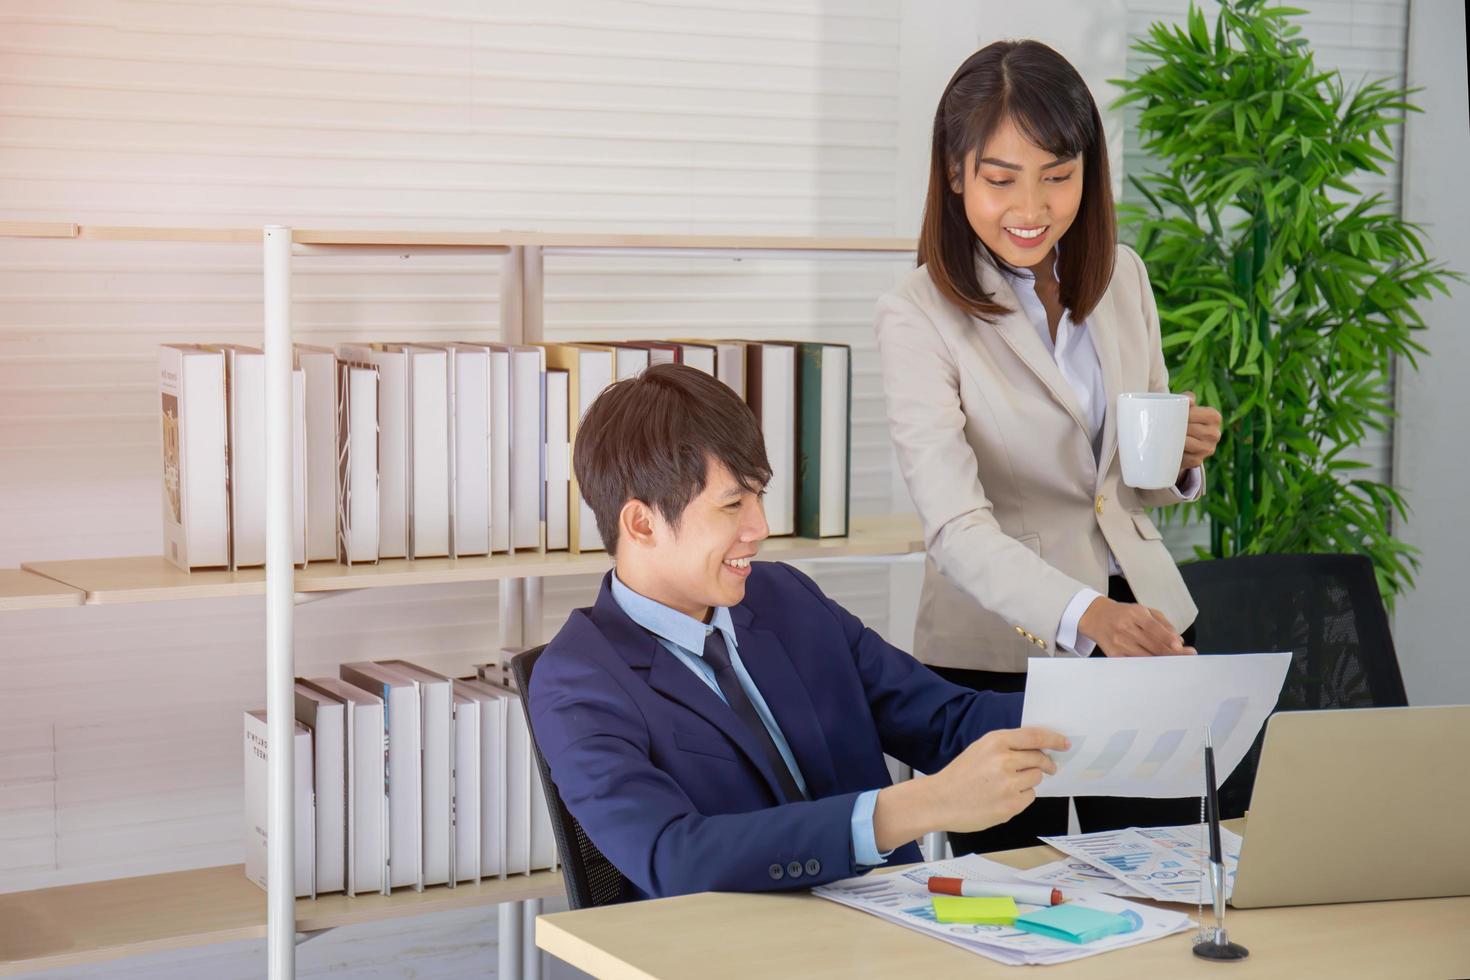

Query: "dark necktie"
<box><xmin>701</xmin><ymin>629</ymin><xmax>807</xmax><ymax>804</ymax></box>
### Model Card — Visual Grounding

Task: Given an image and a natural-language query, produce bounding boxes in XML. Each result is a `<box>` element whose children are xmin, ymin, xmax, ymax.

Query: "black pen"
<box><xmin>1193</xmin><ymin>728</ymin><xmax>1249</xmax><ymax>960</ymax></box>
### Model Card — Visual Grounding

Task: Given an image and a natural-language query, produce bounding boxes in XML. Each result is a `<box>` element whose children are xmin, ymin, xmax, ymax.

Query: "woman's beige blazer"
<box><xmin>875</xmin><ymin>244</ymin><xmax>1199</xmax><ymax>672</ymax></box>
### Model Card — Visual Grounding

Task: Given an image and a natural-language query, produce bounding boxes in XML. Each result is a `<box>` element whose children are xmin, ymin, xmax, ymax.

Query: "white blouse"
<box><xmin>1007</xmin><ymin>261</ymin><xmax>1201</xmax><ymax>655</ymax></box>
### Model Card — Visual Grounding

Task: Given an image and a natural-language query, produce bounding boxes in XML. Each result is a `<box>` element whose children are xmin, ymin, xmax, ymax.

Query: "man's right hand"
<box><xmin>929</xmin><ymin>727</ymin><xmax>1069</xmax><ymax>834</ymax></box>
<box><xmin>1078</xmin><ymin>596</ymin><xmax>1196</xmax><ymax>657</ymax></box>
<box><xmin>872</xmin><ymin>726</ymin><xmax>1069</xmax><ymax>851</ymax></box>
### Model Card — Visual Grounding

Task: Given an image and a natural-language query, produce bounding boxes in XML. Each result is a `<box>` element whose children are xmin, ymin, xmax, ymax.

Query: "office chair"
<box><xmin>511</xmin><ymin>645</ymin><xmax>637</xmax><ymax>910</ymax></box>
<box><xmin>1180</xmin><ymin>552</ymin><xmax>1408</xmax><ymax>819</ymax></box>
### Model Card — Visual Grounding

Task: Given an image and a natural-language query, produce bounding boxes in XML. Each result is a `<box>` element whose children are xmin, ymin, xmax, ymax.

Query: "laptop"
<box><xmin>1230</xmin><ymin>705</ymin><xmax>1470</xmax><ymax>908</ymax></box>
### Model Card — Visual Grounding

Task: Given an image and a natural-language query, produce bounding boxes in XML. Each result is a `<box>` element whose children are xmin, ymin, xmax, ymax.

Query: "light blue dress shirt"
<box><xmin>610</xmin><ymin>573</ymin><xmax>891</xmax><ymax>867</ymax></box>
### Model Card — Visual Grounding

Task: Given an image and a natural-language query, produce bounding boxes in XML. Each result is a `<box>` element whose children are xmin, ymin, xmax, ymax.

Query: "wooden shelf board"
<box><xmin>20</xmin><ymin>557</ymin><xmax>268</xmax><ymax>605</ymax></box>
<box><xmin>79</xmin><ymin>225</ymin><xmax>264</xmax><ymax>244</ymax></box>
<box><xmin>0</xmin><ymin>569</ymin><xmax>85</xmax><ymax>610</ymax></box>
<box><xmin>20</xmin><ymin>516</ymin><xmax>922</xmax><ymax>605</ymax></box>
<box><xmin>0</xmin><ymin>221</ymin><xmax>78</xmax><ymax>238</ymax></box>
<box><xmin>525</xmin><ymin>231</ymin><xmax>915</xmax><ymax>252</ymax></box>
<box><xmin>1</xmin><ymin>221</ymin><xmax>916</xmax><ymax>253</ymax></box>
<box><xmin>0</xmin><ymin>865</ymin><xmax>563</xmax><ymax>976</ymax></box>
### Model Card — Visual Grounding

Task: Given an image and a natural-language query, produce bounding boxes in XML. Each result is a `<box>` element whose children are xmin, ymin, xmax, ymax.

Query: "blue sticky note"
<box><xmin>1014</xmin><ymin>904</ymin><xmax>1132</xmax><ymax>944</ymax></box>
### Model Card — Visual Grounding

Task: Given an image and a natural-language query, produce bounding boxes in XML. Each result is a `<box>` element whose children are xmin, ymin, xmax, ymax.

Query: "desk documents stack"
<box><xmin>816</xmin><ymin>851</ymin><xmax>1194</xmax><ymax>966</ymax></box>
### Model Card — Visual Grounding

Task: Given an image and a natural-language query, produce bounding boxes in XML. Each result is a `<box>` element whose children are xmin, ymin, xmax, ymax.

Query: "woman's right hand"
<box><xmin>1078</xmin><ymin>597</ymin><xmax>1196</xmax><ymax>657</ymax></box>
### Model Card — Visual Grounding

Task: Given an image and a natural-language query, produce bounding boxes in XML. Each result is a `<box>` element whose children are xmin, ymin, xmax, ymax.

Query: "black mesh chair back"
<box><xmin>511</xmin><ymin>646</ymin><xmax>637</xmax><ymax>910</ymax></box>
<box><xmin>1181</xmin><ymin>552</ymin><xmax>1408</xmax><ymax>818</ymax></box>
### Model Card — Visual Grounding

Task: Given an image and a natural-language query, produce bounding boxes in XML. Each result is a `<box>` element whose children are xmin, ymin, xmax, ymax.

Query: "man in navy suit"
<box><xmin>529</xmin><ymin>364</ymin><xmax>1068</xmax><ymax>899</ymax></box>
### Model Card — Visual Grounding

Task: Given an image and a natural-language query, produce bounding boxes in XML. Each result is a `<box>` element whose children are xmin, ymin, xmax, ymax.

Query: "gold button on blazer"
<box><xmin>875</xmin><ymin>244</ymin><xmax>1200</xmax><ymax>672</ymax></box>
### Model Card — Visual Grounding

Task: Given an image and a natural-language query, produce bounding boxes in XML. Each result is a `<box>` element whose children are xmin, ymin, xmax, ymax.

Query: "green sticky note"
<box><xmin>1014</xmin><ymin>904</ymin><xmax>1132</xmax><ymax>944</ymax></box>
<box><xmin>930</xmin><ymin>895</ymin><xmax>1018</xmax><ymax>925</ymax></box>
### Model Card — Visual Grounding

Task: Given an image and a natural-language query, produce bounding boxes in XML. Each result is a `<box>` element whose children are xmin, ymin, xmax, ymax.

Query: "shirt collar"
<box><xmin>611</xmin><ymin>570</ymin><xmax>739</xmax><ymax>658</ymax></box>
<box><xmin>1002</xmin><ymin>245</ymin><xmax>1061</xmax><ymax>288</ymax></box>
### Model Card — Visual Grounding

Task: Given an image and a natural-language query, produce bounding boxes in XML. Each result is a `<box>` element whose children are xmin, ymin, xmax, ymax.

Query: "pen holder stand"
<box><xmin>1194</xmin><ymin>737</ymin><xmax>1249</xmax><ymax>962</ymax></box>
<box><xmin>1193</xmin><ymin>932</ymin><xmax>1250</xmax><ymax>961</ymax></box>
<box><xmin>1193</xmin><ymin>863</ymin><xmax>1248</xmax><ymax>960</ymax></box>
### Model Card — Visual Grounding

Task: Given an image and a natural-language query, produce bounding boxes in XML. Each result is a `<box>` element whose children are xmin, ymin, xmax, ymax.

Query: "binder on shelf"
<box><xmin>538</xmin><ymin>343</ymin><xmax>614</xmax><ymax>553</ymax></box>
<box><xmin>295</xmin><ymin>344</ymin><xmax>338</xmax><ymax>562</ymax></box>
<box><xmin>454</xmin><ymin>678</ymin><xmax>509</xmax><ymax>879</ymax></box>
<box><xmin>380</xmin><ymin>660</ymin><xmax>454</xmax><ymax>888</ymax></box>
<box><xmin>219</xmin><ymin>345</ymin><xmax>266</xmax><ymax>568</ymax></box>
<box><xmin>708</xmin><ymin>340</ymin><xmax>748</xmax><ymax>397</ymax></box>
<box><xmin>597</xmin><ymin>343</ymin><xmax>649</xmax><ymax>382</ymax></box>
<box><xmin>339</xmin><ymin>661</ymin><xmax>423</xmax><ymax>891</ymax></box>
<box><xmin>407</xmin><ymin>346</ymin><xmax>450</xmax><ymax>559</ymax></box>
<box><xmin>292</xmin><ymin>367</ymin><xmax>307</xmax><ymax>565</ymax></box>
<box><xmin>621</xmin><ymin>340</ymin><xmax>680</xmax><ymax>366</ymax></box>
<box><xmin>242</xmin><ymin>709</ymin><xmax>315</xmax><ymax>898</ymax></box>
<box><xmin>542</xmin><ymin>368</ymin><xmax>570</xmax><ymax>552</ymax></box>
<box><xmin>672</xmin><ymin>338</ymin><xmax>746</xmax><ymax>395</ymax></box>
<box><xmin>158</xmin><ymin>344</ymin><xmax>229</xmax><ymax>570</ymax></box>
<box><xmin>211</xmin><ymin>345</ymin><xmax>307</xmax><ymax>568</ymax></box>
<box><xmin>459</xmin><ymin>677</ymin><xmax>534</xmax><ymax>875</ymax></box>
<box><xmin>336</xmin><ymin>356</ymin><xmax>380</xmax><ymax>565</ymax></box>
<box><xmin>469</xmin><ymin>342</ymin><xmax>544</xmax><ymax>554</ymax></box>
<box><xmin>796</xmin><ymin>342</ymin><xmax>851</xmax><ymax>538</ymax></box>
<box><xmin>445</xmin><ymin>344</ymin><xmax>491</xmax><ymax>558</ymax></box>
<box><xmin>341</xmin><ymin>344</ymin><xmax>408</xmax><ymax>559</ymax></box>
<box><xmin>505</xmin><ymin>344</ymin><xmax>546</xmax><ymax>553</ymax></box>
<box><xmin>449</xmin><ymin>342</ymin><xmax>513</xmax><ymax>554</ymax></box>
<box><xmin>301</xmin><ymin>676</ymin><xmax>388</xmax><ymax>896</ymax></box>
<box><xmin>451</xmin><ymin>691</ymin><xmax>481</xmax><ymax>884</ymax></box>
<box><xmin>745</xmin><ymin>341</ymin><xmax>798</xmax><ymax>536</ymax></box>
<box><xmin>294</xmin><ymin>681</ymin><xmax>346</xmax><ymax>895</ymax></box>
<box><xmin>675</xmin><ymin>342</ymin><xmax>716</xmax><ymax>376</ymax></box>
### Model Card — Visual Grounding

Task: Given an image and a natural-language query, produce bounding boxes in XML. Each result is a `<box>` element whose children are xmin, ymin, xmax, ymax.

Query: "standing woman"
<box><xmin>875</xmin><ymin>40</ymin><xmax>1223</xmax><ymax>854</ymax></box>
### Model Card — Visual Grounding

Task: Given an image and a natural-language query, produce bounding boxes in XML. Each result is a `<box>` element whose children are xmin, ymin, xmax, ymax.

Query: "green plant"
<box><xmin>1114</xmin><ymin>0</ymin><xmax>1458</xmax><ymax>600</ymax></box>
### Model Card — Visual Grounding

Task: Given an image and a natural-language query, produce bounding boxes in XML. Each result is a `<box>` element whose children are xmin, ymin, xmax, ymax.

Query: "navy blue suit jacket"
<box><xmin>528</xmin><ymin>561</ymin><xmax>1023</xmax><ymax>899</ymax></box>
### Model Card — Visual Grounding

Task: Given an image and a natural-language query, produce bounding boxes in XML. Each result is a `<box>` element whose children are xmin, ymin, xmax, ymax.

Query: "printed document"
<box><xmin>814</xmin><ymin>853</ymin><xmax>1193</xmax><ymax>966</ymax></box>
<box><xmin>1039</xmin><ymin>824</ymin><xmax>1245</xmax><ymax>905</ymax></box>
<box><xmin>1021</xmin><ymin>652</ymin><xmax>1290</xmax><ymax>798</ymax></box>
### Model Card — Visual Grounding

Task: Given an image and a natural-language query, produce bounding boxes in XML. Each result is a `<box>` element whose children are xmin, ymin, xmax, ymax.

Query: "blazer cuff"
<box><xmin>1171</xmin><ymin>466</ymin><xmax>1204</xmax><ymax>501</ymax></box>
<box><xmin>1058</xmin><ymin>587</ymin><xmax>1104</xmax><ymax>657</ymax></box>
<box><xmin>850</xmin><ymin>789</ymin><xmax>893</xmax><ymax>868</ymax></box>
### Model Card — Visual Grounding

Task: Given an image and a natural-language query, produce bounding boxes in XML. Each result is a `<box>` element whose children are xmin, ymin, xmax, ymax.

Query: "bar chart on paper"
<box><xmin>1039</xmin><ymin>825</ymin><xmax>1245</xmax><ymax>905</ymax></box>
<box><xmin>1021</xmin><ymin>653</ymin><xmax>1290</xmax><ymax>798</ymax></box>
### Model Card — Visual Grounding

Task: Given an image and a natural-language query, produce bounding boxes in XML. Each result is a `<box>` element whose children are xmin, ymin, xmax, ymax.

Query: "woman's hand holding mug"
<box><xmin>1178</xmin><ymin>391</ymin><xmax>1223</xmax><ymax>475</ymax></box>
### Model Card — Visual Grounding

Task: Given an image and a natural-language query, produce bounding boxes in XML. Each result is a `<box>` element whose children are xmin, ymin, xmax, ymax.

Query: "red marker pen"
<box><xmin>926</xmin><ymin>877</ymin><xmax>1064</xmax><ymax>906</ymax></box>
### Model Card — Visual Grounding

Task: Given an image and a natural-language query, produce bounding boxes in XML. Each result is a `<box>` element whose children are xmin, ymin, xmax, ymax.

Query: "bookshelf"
<box><xmin>0</xmin><ymin>866</ymin><xmax>563</xmax><ymax>977</ymax></box>
<box><xmin>0</xmin><ymin>220</ymin><xmax>918</xmax><ymax>980</ymax></box>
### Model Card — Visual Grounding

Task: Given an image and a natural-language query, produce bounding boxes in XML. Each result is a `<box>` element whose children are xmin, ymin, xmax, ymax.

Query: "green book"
<box><xmin>795</xmin><ymin>343</ymin><xmax>851</xmax><ymax>538</ymax></box>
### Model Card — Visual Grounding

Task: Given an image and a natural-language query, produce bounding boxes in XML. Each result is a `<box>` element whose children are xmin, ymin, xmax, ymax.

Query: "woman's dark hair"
<box><xmin>918</xmin><ymin>40</ymin><xmax>1115</xmax><ymax>323</ymax></box>
<box><xmin>574</xmin><ymin>362</ymin><xmax>772</xmax><ymax>557</ymax></box>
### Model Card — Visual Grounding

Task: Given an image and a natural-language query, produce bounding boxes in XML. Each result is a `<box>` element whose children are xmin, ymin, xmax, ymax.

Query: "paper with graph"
<box><xmin>1039</xmin><ymin>824</ymin><xmax>1245</xmax><ymax>905</ymax></box>
<box><xmin>1021</xmin><ymin>653</ymin><xmax>1290</xmax><ymax>798</ymax></box>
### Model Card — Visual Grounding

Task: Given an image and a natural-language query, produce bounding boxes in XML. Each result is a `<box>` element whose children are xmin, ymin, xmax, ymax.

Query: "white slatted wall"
<box><xmin>1121</xmin><ymin>0</ymin><xmax>1410</xmax><ymax>558</ymax></box>
<box><xmin>0</xmin><ymin>0</ymin><xmax>919</xmax><ymax>896</ymax></box>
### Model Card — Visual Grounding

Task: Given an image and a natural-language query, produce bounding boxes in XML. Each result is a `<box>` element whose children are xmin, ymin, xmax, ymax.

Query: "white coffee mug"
<box><xmin>1116</xmin><ymin>392</ymin><xmax>1190</xmax><ymax>489</ymax></box>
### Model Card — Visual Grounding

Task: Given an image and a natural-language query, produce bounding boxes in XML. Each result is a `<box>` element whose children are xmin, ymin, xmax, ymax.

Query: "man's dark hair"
<box><xmin>574</xmin><ymin>362</ymin><xmax>772</xmax><ymax>557</ymax></box>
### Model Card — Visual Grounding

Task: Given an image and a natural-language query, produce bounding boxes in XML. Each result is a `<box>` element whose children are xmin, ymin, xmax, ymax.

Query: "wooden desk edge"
<box><xmin>537</xmin><ymin>917</ymin><xmax>662</xmax><ymax>980</ymax></box>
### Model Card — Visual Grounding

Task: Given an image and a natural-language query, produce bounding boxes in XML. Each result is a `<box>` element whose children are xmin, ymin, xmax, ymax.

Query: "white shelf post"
<box><xmin>263</xmin><ymin>225</ymin><xmax>297</xmax><ymax>980</ymax></box>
